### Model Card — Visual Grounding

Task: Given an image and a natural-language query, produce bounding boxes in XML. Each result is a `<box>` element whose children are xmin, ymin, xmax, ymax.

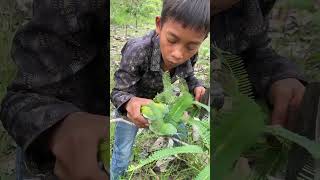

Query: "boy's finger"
<box><xmin>140</xmin><ymin>99</ymin><xmax>153</xmax><ymax>106</ymax></box>
<box><xmin>290</xmin><ymin>88</ymin><xmax>305</xmax><ymax>109</ymax></box>
<box><xmin>271</xmin><ymin>95</ymin><xmax>290</xmax><ymax>126</ymax></box>
<box><xmin>136</xmin><ymin>115</ymin><xmax>149</xmax><ymax>126</ymax></box>
<box><xmin>130</xmin><ymin>108</ymin><xmax>148</xmax><ymax>127</ymax></box>
<box><xmin>200</xmin><ymin>89</ymin><xmax>205</xmax><ymax>98</ymax></box>
<box><xmin>195</xmin><ymin>91</ymin><xmax>200</xmax><ymax>101</ymax></box>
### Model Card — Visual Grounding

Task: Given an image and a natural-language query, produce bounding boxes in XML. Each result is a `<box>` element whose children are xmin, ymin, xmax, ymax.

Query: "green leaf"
<box><xmin>195</xmin><ymin>165</ymin><xmax>210</xmax><ymax>180</ymax></box>
<box><xmin>128</xmin><ymin>145</ymin><xmax>204</xmax><ymax>172</ymax></box>
<box><xmin>178</xmin><ymin>78</ymin><xmax>190</xmax><ymax>94</ymax></box>
<box><xmin>99</xmin><ymin>140</ymin><xmax>109</xmax><ymax>171</ymax></box>
<box><xmin>193</xmin><ymin>100</ymin><xmax>210</xmax><ymax>112</ymax></box>
<box><xmin>149</xmin><ymin>121</ymin><xmax>177</xmax><ymax>136</ymax></box>
<box><xmin>212</xmin><ymin>46</ymin><xmax>254</xmax><ymax>98</ymax></box>
<box><xmin>165</xmin><ymin>93</ymin><xmax>194</xmax><ymax>125</ymax></box>
<box><xmin>141</xmin><ymin>102</ymin><xmax>168</xmax><ymax>121</ymax></box>
<box><xmin>189</xmin><ymin>118</ymin><xmax>210</xmax><ymax>150</ymax></box>
<box><xmin>213</xmin><ymin>94</ymin><xmax>265</xmax><ymax>180</ymax></box>
<box><xmin>244</xmin><ymin>136</ymin><xmax>289</xmax><ymax>179</ymax></box>
<box><xmin>265</xmin><ymin>125</ymin><xmax>320</xmax><ymax>159</ymax></box>
<box><xmin>159</xmin><ymin>123</ymin><xmax>177</xmax><ymax>135</ymax></box>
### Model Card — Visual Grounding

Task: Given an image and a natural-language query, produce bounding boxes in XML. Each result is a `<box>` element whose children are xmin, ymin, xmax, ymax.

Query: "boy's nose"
<box><xmin>172</xmin><ymin>47</ymin><xmax>184</xmax><ymax>61</ymax></box>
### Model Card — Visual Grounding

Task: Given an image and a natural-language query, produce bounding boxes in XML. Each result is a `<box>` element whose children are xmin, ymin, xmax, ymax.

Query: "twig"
<box><xmin>110</xmin><ymin>118</ymin><xmax>136</xmax><ymax>126</ymax></box>
<box><xmin>171</xmin><ymin>137</ymin><xmax>190</xmax><ymax>146</ymax></box>
<box><xmin>111</xmin><ymin>119</ymin><xmax>190</xmax><ymax>146</ymax></box>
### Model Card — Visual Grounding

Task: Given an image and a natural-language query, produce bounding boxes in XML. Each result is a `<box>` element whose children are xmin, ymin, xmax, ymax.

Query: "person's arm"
<box><xmin>242</xmin><ymin>1</ymin><xmax>306</xmax><ymax>127</ymax></box>
<box><xmin>184</xmin><ymin>55</ymin><xmax>205</xmax><ymax>91</ymax></box>
<box><xmin>0</xmin><ymin>0</ymin><xmax>108</xmax><ymax>179</ymax></box>
<box><xmin>182</xmin><ymin>55</ymin><xmax>207</xmax><ymax>102</ymax></box>
<box><xmin>111</xmin><ymin>42</ymin><xmax>151</xmax><ymax>127</ymax></box>
<box><xmin>242</xmin><ymin>7</ymin><xmax>306</xmax><ymax>99</ymax></box>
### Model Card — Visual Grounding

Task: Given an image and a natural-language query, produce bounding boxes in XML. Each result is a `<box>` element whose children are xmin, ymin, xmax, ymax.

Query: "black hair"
<box><xmin>161</xmin><ymin>0</ymin><xmax>210</xmax><ymax>34</ymax></box>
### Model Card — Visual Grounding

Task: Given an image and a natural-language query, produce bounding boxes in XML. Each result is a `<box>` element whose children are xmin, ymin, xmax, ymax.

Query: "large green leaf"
<box><xmin>195</xmin><ymin>165</ymin><xmax>210</xmax><ymax>180</ymax></box>
<box><xmin>165</xmin><ymin>93</ymin><xmax>194</xmax><ymax>125</ymax></box>
<box><xmin>141</xmin><ymin>102</ymin><xmax>168</xmax><ymax>121</ymax></box>
<box><xmin>149</xmin><ymin>121</ymin><xmax>177</xmax><ymax>136</ymax></box>
<box><xmin>213</xmin><ymin>94</ymin><xmax>265</xmax><ymax>180</ymax></box>
<box><xmin>265</xmin><ymin>126</ymin><xmax>320</xmax><ymax>159</ymax></box>
<box><xmin>193</xmin><ymin>100</ymin><xmax>210</xmax><ymax>112</ymax></box>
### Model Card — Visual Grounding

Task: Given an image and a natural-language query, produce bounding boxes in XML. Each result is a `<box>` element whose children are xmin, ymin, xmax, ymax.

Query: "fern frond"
<box><xmin>178</xmin><ymin>78</ymin><xmax>189</xmax><ymax>95</ymax></box>
<box><xmin>127</xmin><ymin>145</ymin><xmax>204</xmax><ymax>172</ymax></box>
<box><xmin>212</xmin><ymin>46</ymin><xmax>254</xmax><ymax>98</ymax></box>
<box><xmin>189</xmin><ymin>118</ymin><xmax>210</xmax><ymax>150</ymax></box>
<box><xmin>245</xmin><ymin>136</ymin><xmax>289</xmax><ymax>179</ymax></box>
<box><xmin>298</xmin><ymin>158</ymin><xmax>315</xmax><ymax>180</ymax></box>
<box><xmin>195</xmin><ymin>165</ymin><xmax>210</xmax><ymax>180</ymax></box>
<box><xmin>154</xmin><ymin>72</ymin><xmax>176</xmax><ymax>105</ymax></box>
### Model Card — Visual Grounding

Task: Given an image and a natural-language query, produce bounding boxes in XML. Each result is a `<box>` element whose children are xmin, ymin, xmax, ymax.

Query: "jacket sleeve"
<box><xmin>242</xmin><ymin>2</ymin><xmax>306</xmax><ymax>98</ymax></box>
<box><xmin>110</xmin><ymin>42</ymin><xmax>146</xmax><ymax>113</ymax></box>
<box><xmin>185</xmin><ymin>55</ymin><xmax>205</xmax><ymax>92</ymax></box>
<box><xmin>0</xmin><ymin>0</ymin><xmax>105</xmax><ymax>170</ymax></box>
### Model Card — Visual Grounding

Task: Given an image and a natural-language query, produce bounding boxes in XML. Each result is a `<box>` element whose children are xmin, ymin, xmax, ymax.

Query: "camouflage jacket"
<box><xmin>212</xmin><ymin>0</ymin><xmax>305</xmax><ymax>102</ymax></box>
<box><xmin>0</xmin><ymin>0</ymin><xmax>107</xmax><ymax>176</ymax></box>
<box><xmin>111</xmin><ymin>30</ymin><xmax>203</xmax><ymax>115</ymax></box>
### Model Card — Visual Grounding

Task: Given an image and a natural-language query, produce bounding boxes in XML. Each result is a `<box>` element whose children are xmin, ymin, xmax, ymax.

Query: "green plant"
<box><xmin>125</xmin><ymin>72</ymin><xmax>210</xmax><ymax>179</ymax></box>
<box><xmin>213</xmin><ymin>46</ymin><xmax>320</xmax><ymax>180</ymax></box>
<box><xmin>111</xmin><ymin>0</ymin><xmax>161</xmax><ymax>27</ymax></box>
<box><xmin>141</xmin><ymin>72</ymin><xmax>195</xmax><ymax>135</ymax></box>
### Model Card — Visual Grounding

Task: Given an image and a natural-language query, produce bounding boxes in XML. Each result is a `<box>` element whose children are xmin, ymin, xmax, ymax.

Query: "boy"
<box><xmin>110</xmin><ymin>0</ymin><xmax>210</xmax><ymax>179</ymax></box>
<box><xmin>211</xmin><ymin>0</ymin><xmax>306</xmax><ymax>127</ymax></box>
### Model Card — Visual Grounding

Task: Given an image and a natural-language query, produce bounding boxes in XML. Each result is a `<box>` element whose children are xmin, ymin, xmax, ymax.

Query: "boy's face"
<box><xmin>156</xmin><ymin>17</ymin><xmax>207</xmax><ymax>71</ymax></box>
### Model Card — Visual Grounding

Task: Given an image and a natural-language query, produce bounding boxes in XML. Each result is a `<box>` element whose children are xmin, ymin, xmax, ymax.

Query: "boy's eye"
<box><xmin>167</xmin><ymin>38</ymin><xmax>177</xmax><ymax>44</ymax></box>
<box><xmin>186</xmin><ymin>45</ymin><xmax>198</xmax><ymax>51</ymax></box>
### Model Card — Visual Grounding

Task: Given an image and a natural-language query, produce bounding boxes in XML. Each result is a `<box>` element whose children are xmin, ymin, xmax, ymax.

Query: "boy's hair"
<box><xmin>161</xmin><ymin>0</ymin><xmax>210</xmax><ymax>34</ymax></box>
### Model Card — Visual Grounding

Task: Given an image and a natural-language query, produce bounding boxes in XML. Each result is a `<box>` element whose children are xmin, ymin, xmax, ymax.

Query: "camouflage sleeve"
<box><xmin>0</xmin><ymin>0</ymin><xmax>105</xmax><ymax>168</ymax></box>
<box><xmin>111</xmin><ymin>42</ymin><xmax>146</xmax><ymax>113</ymax></box>
<box><xmin>211</xmin><ymin>54</ymin><xmax>225</xmax><ymax>109</ymax></box>
<box><xmin>242</xmin><ymin>11</ymin><xmax>306</xmax><ymax>98</ymax></box>
<box><xmin>185</xmin><ymin>55</ymin><xmax>204</xmax><ymax>92</ymax></box>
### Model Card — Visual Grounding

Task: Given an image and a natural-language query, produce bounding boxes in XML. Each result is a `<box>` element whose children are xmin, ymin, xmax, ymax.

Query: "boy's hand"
<box><xmin>49</xmin><ymin>112</ymin><xmax>109</xmax><ymax>180</ymax></box>
<box><xmin>269</xmin><ymin>78</ymin><xmax>305</xmax><ymax>128</ymax></box>
<box><xmin>125</xmin><ymin>97</ymin><xmax>152</xmax><ymax>128</ymax></box>
<box><xmin>194</xmin><ymin>86</ymin><xmax>206</xmax><ymax>102</ymax></box>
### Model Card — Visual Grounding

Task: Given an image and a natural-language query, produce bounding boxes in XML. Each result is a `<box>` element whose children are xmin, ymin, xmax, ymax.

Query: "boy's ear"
<box><xmin>155</xmin><ymin>16</ymin><xmax>161</xmax><ymax>35</ymax></box>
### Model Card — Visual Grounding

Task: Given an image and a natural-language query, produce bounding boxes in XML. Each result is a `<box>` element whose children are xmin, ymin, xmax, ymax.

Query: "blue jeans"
<box><xmin>111</xmin><ymin>121</ymin><xmax>138</xmax><ymax>180</ymax></box>
<box><xmin>110</xmin><ymin>121</ymin><xmax>188</xmax><ymax>180</ymax></box>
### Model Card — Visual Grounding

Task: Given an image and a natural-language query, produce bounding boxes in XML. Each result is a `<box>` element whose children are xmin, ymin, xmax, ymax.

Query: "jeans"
<box><xmin>110</xmin><ymin>120</ymin><xmax>188</xmax><ymax>180</ymax></box>
<box><xmin>110</xmin><ymin>121</ymin><xmax>138</xmax><ymax>180</ymax></box>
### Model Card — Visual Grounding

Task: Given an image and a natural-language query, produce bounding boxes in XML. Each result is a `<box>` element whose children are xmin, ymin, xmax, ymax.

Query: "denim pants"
<box><xmin>110</xmin><ymin>121</ymin><xmax>138</xmax><ymax>180</ymax></box>
<box><xmin>110</xmin><ymin>120</ymin><xmax>187</xmax><ymax>180</ymax></box>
